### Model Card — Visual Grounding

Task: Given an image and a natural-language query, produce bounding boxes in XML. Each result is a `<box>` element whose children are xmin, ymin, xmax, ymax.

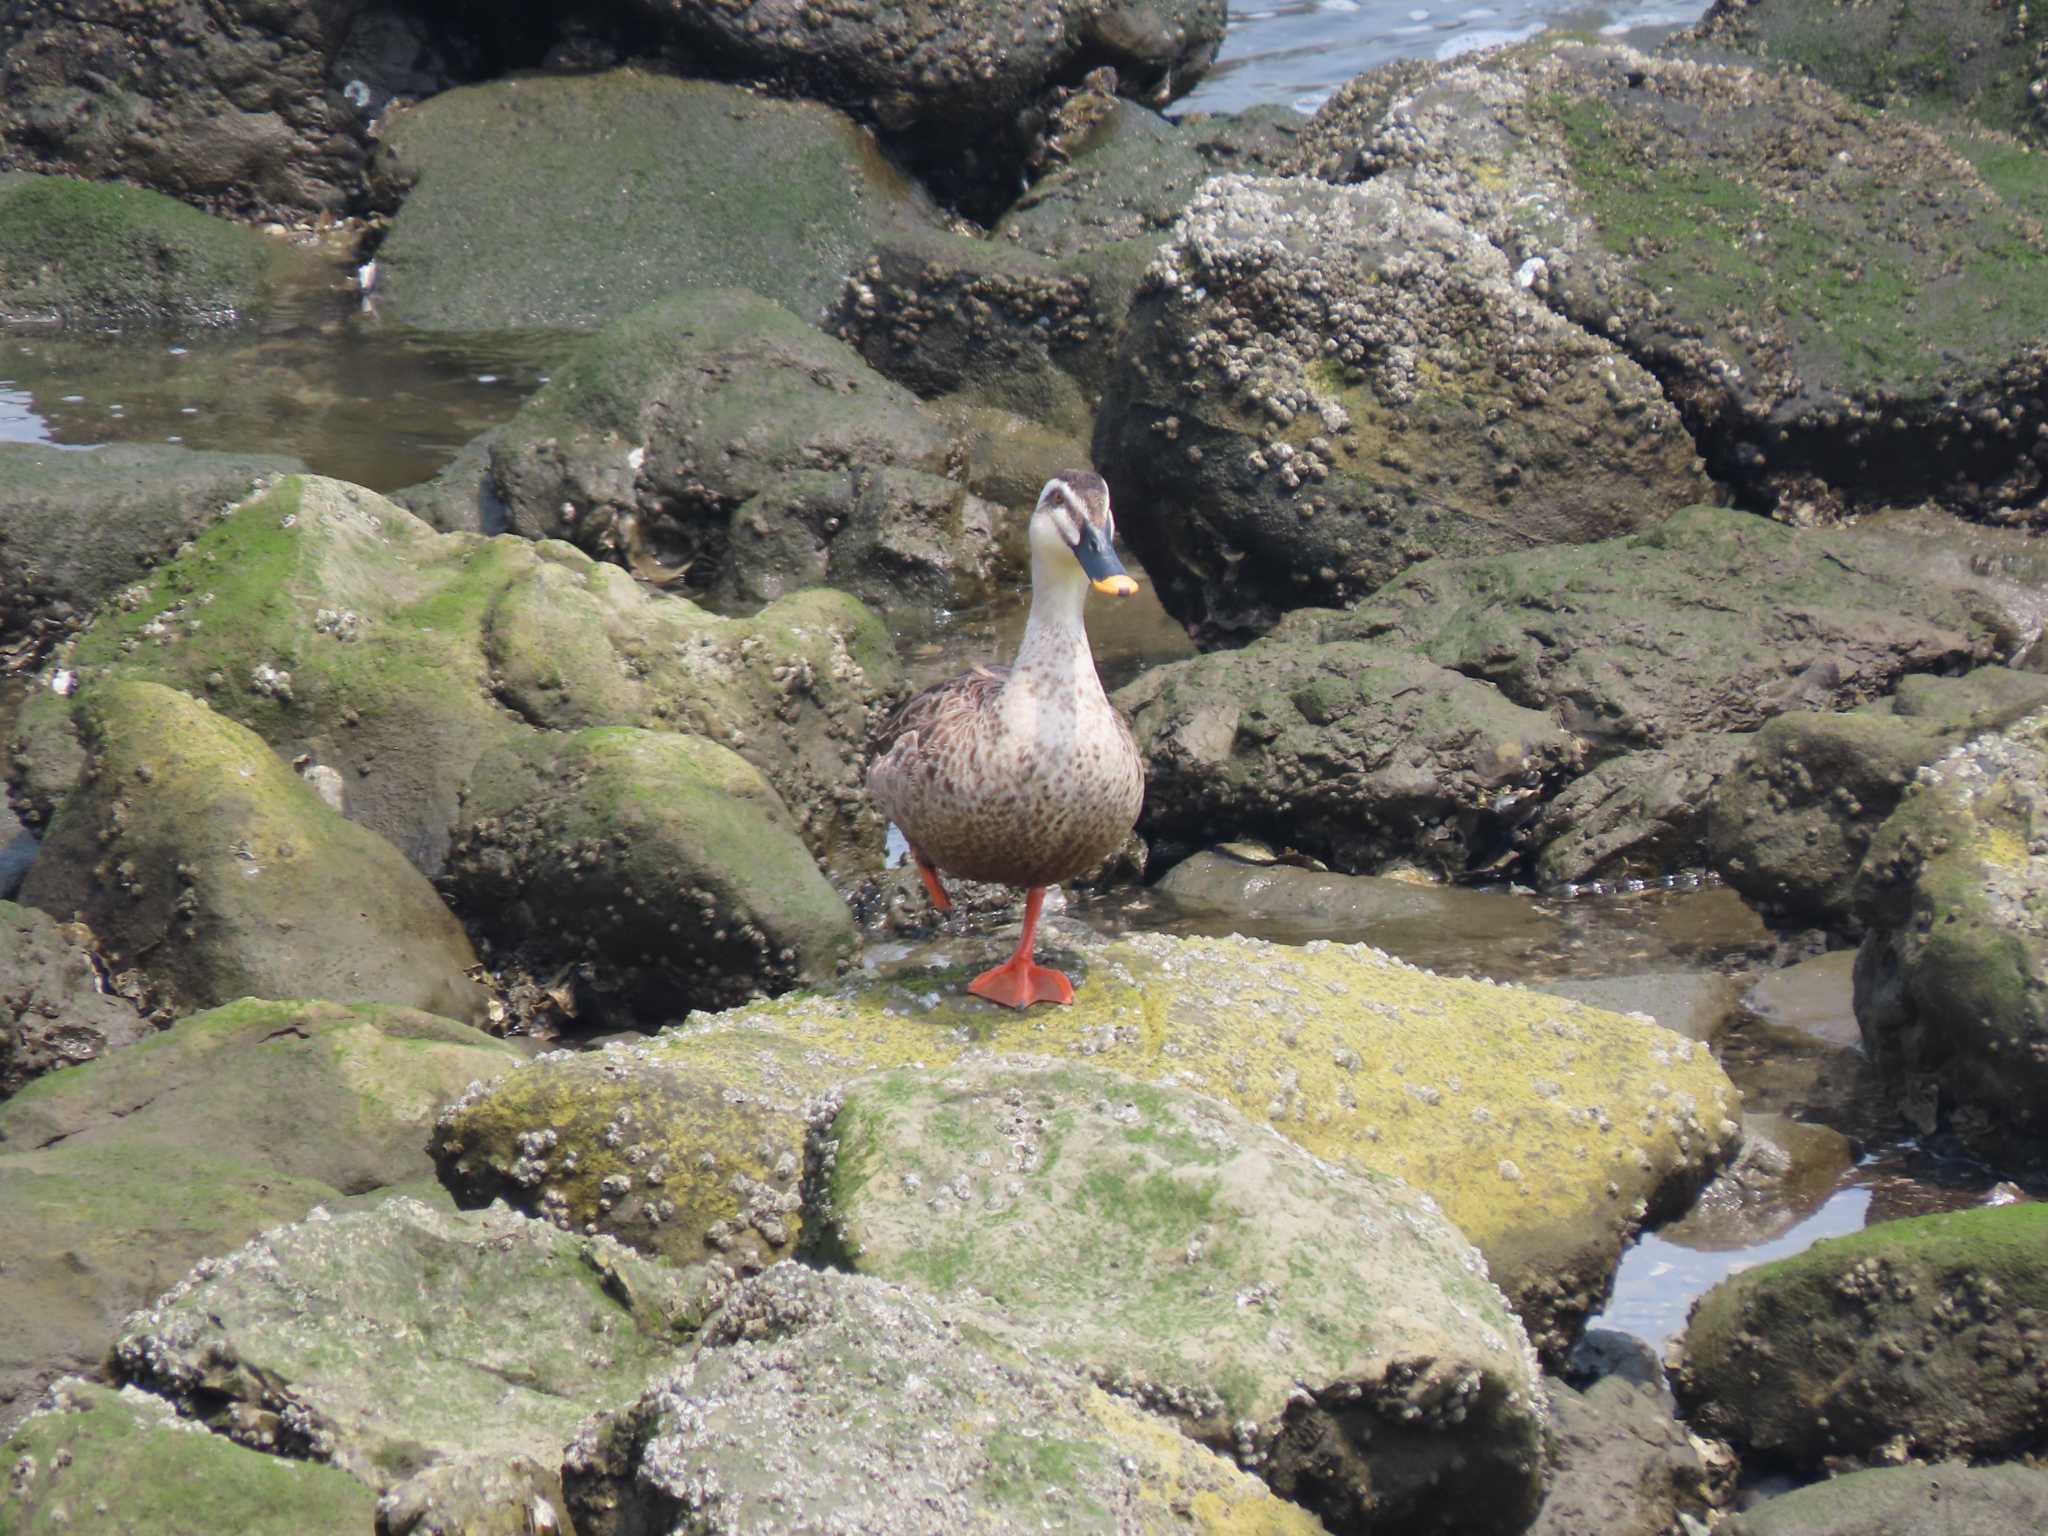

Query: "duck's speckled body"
<box><xmin>868</xmin><ymin>471</ymin><xmax>1144</xmax><ymax>1007</ymax></box>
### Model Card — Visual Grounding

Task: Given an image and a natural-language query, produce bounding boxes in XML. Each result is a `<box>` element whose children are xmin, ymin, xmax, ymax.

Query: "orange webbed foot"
<box><xmin>967</xmin><ymin>956</ymin><xmax>1075</xmax><ymax>1009</ymax></box>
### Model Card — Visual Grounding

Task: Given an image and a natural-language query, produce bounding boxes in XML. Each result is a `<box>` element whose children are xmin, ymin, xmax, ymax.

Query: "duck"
<box><xmin>868</xmin><ymin>469</ymin><xmax>1146</xmax><ymax>1008</ymax></box>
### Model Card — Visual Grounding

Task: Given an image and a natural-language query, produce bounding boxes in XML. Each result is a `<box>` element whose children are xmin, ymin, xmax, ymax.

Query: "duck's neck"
<box><xmin>1008</xmin><ymin>551</ymin><xmax>1105</xmax><ymax>707</ymax></box>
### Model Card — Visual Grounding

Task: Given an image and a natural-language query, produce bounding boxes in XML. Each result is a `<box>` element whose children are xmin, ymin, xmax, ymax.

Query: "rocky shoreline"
<box><xmin>8</xmin><ymin>1</ymin><xmax>2048</xmax><ymax>1531</ymax></box>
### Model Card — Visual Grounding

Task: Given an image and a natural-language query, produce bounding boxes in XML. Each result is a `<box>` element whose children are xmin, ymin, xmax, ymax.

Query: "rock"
<box><xmin>0</xmin><ymin>1378</ymin><xmax>378</xmax><ymax>1535</ymax></box>
<box><xmin>1676</xmin><ymin>1202</ymin><xmax>2048</xmax><ymax>1465</ymax></box>
<box><xmin>561</xmin><ymin>1263</ymin><xmax>1320</xmax><ymax>1536</ymax></box>
<box><xmin>375</xmin><ymin>1453</ymin><xmax>574</xmax><ymax>1536</ymax></box>
<box><xmin>370</xmin><ymin>73</ymin><xmax>947</xmax><ymax>333</ymax></box>
<box><xmin>1852</xmin><ymin>710</ymin><xmax>2048</xmax><ymax>1160</ymax></box>
<box><xmin>0</xmin><ymin>173</ymin><xmax>280</xmax><ymax>327</ymax></box>
<box><xmin>432</xmin><ymin>1047</ymin><xmax>810</xmax><ymax>1273</ymax></box>
<box><xmin>33</xmin><ymin>474</ymin><xmax>898</xmax><ymax>875</ymax></box>
<box><xmin>1689</xmin><ymin>0</ymin><xmax>2048</xmax><ymax>143</ymax></box>
<box><xmin>1723</xmin><ymin>1462</ymin><xmax>2048</xmax><ymax>1536</ymax></box>
<box><xmin>1093</xmin><ymin>173</ymin><xmax>1709</xmax><ymax>643</ymax></box>
<box><xmin>1531</xmin><ymin>972</ymin><xmax>1742</xmax><ymax>1045</ymax></box>
<box><xmin>1000</xmin><ymin>99</ymin><xmax>1212</xmax><ymax>265</ymax></box>
<box><xmin>0</xmin><ymin>442</ymin><xmax>297</xmax><ymax>671</ymax></box>
<box><xmin>445</xmin><ymin>727</ymin><xmax>855</xmax><ymax>1019</ymax></box>
<box><xmin>1155</xmin><ymin>848</ymin><xmax>1566</xmax><ymax>970</ymax></box>
<box><xmin>1294</xmin><ymin>41</ymin><xmax>2048</xmax><ymax>520</ymax></box>
<box><xmin>823</xmin><ymin>1058</ymin><xmax>1550</xmax><ymax>1534</ymax></box>
<box><xmin>1652</xmin><ymin>1111</ymin><xmax>1856</xmax><ymax>1251</ymax></box>
<box><xmin>114</xmin><ymin>1198</ymin><xmax>726</xmax><ymax>1488</ymax></box>
<box><xmin>646</xmin><ymin>929</ymin><xmax>1743</xmax><ymax>1363</ymax></box>
<box><xmin>1532</xmin><ymin>735</ymin><xmax>1748</xmax><ymax>889</ymax></box>
<box><xmin>0</xmin><ymin>900</ymin><xmax>152</xmax><ymax>1098</ymax></box>
<box><xmin>1114</xmin><ymin>637</ymin><xmax>1581</xmax><ymax>876</ymax></box>
<box><xmin>1309</xmin><ymin>506</ymin><xmax>2012</xmax><ymax>758</ymax></box>
<box><xmin>0</xmin><ymin>995</ymin><xmax>520</xmax><ymax>1431</ymax></box>
<box><xmin>1708</xmin><ymin>669</ymin><xmax>2048</xmax><ymax>928</ymax></box>
<box><xmin>485</xmin><ymin>286</ymin><xmax>1008</xmax><ymax>615</ymax></box>
<box><xmin>1744</xmin><ymin>952</ymin><xmax>1861</xmax><ymax>1051</ymax></box>
<box><xmin>1524</xmin><ymin>1377</ymin><xmax>1711</xmax><ymax>1536</ymax></box>
<box><xmin>19</xmin><ymin>680</ymin><xmax>489</xmax><ymax>1022</ymax></box>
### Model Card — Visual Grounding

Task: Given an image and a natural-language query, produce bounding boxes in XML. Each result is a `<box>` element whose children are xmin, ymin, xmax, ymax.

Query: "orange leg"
<box><xmin>967</xmin><ymin>887</ymin><xmax>1074</xmax><ymax>1009</ymax></box>
<box><xmin>913</xmin><ymin>849</ymin><xmax>953</xmax><ymax>912</ymax></box>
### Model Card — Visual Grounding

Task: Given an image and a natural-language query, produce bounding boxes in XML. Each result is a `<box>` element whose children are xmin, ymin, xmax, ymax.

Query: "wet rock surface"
<box><xmin>1116</xmin><ymin>637</ymin><xmax>1580</xmax><ymax>876</ymax></box>
<box><xmin>0</xmin><ymin>443</ymin><xmax>297</xmax><ymax>672</ymax></box>
<box><xmin>0</xmin><ymin>997</ymin><xmax>519</xmax><ymax>1434</ymax></box>
<box><xmin>562</xmin><ymin>1262</ymin><xmax>1320</xmax><ymax>1536</ymax></box>
<box><xmin>1532</xmin><ymin>734</ymin><xmax>1747</xmax><ymax>888</ymax></box>
<box><xmin>1677</xmin><ymin>1202</ymin><xmax>2048</xmax><ymax>1466</ymax></box>
<box><xmin>1723</xmin><ymin>1461</ymin><xmax>2048</xmax><ymax>1536</ymax></box>
<box><xmin>20</xmin><ymin>680</ymin><xmax>488</xmax><ymax>1022</ymax></box>
<box><xmin>1851</xmin><ymin>710</ymin><xmax>2048</xmax><ymax>1162</ymax></box>
<box><xmin>0</xmin><ymin>900</ymin><xmax>150</xmax><ymax>1099</ymax></box>
<box><xmin>823</xmin><ymin>1058</ymin><xmax>1549</xmax><ymax>1534</ymax></box>
<box><xmin>369</xmin><ymin>73</ymin><xmax>948</xmax><ymax>333</ymax></box>
<box><xmin>432</xmin><ymin>1049</ymin><xmax>811</xmax><ymax>1274</ymax></box>
<box><xmin>1094</xmin><ymin>172</ymin><xmax>1708</xmax><ymax>643</ymax></box>
<box><xmin>444</xmin><ymin>726</ymin><xmax>856</xmax><ymax>1019</ymax></box>
<box><xmin>644</xmin><ymin>930</ymin><xmax>1743</xmax><ymax>1364</ymax></box>
<box><xmin>0</xmin><ymin>1378</ymin><xmax>379</xmax><ymax>1536</ymax></box>
<box><xmin>113</xmin><ymin>1197</ymin><xmax>726</xmax><ymax>1489</ymax></box>
<box><xmin>1294</xmin><ymin>41</ymin><xmax>2048</xmax><ymax>520</ymax></box>
<box><xmin>1524</xmin><ymin>1376</ymin><xmax>1711</xmax><ymax>1536</ymax></box>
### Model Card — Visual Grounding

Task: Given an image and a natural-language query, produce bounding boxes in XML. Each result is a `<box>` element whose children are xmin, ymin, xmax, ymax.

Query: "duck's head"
<box><xmin>1032</xmin><ymin>470</ymin><xmax>1138</xmax><ymax>598</ymax></box>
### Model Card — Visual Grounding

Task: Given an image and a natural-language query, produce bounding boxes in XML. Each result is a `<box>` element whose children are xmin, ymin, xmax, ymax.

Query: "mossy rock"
<box><xmin>1707</xmin><ymin>668</ymin><xmax>2048</xmax><ymax>928</ymax></box>
<box><xmin>370</xmin><ymin>72</ymin><xmax>947</xmax><ymax>333</ymax></box>
<box><xmin>446</xmin><ymin>727</ymin><xmax>856</xmax><ymax>1017</ymax></box>
<box><xmin>432</xmin><ymin>1045</ymin><xmax>808</xmax><ymax>1272</ymax></box>
<box><xmin>1851</xmin><ymin>711</ymin><xmax>2048</xmax><ymax>1163</ymax></box>
<box><xmin>1093</xmin><ymin>172</ymin><xmax>1709</xmax><ymax>642</ymax></box>
<box><xmin>1113</xmin><ymin>637</ymin><xmax>1581</xmax><ymax>877</ymax></box>
<box><xmin>825</xmin><ymin>1059</ymin><xmax>1548</xmax><ymax>1535</ymax></box>
<box><xmin>19</xmin><ymin>681</ymin><xmax>487</xmax><ymax>1021</ymax></box>
<box><xmin>113</xmin><ymin>1198</ymin><xmax>727</xmax><ymax>1491</ymax></box>
<box><xmin>39</xmin><ymin>474</ymin><xmax>899</xmax><ymax>875</ymax></box>
<box><xmin>1723</xmin><ymin>1461</ymin><xmax>2048</xmax><ymax>1536</ymax></box>
<box><xmin>1293</xmin><ymin>41</ymin><xmax>2048</xmax><ymax>518</ymax></box>
<box><xmin>646</xmin><ymin>929</ymin><xmax>1742</xmax><ymax>1364</ymax></box>
<box><xmin>0</xmin><ymin>899</ymin><xmax>153</xmax><ymax>1099</ymax></box>
<box><xmin>1311</xmin><ymin>505</ymin><xmax>2011</xmax><ymax>758</ymax></box>
<box><xmin>0</xmin><ymin>442</ymin><xmax>298</xmax><ymax>668</ymax></box>
<box><xmin>1676</xmin><ymin>1202</ymin><xmax>2048</xmax><ymax>1465</ymax></box>
<box><xmin>0</xmin><ymin>1379</ymin><xmax>378</xmax><ymax>1535</ymax></box>
<box><xmin>0</xmin><ymin>173</ymin><xmax>278</xmax><ymax>327</ymax></box>
<box><xmin>562</xmin><ymin>1264</ymin><xmax>1321</xmax><ymax>1536</ymax></box>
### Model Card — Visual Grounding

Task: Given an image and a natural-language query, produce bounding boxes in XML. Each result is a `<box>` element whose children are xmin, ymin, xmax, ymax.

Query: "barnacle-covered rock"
<box><xmin>822</xmin><ymin>1059</ymin><xmax>1551</xmax><ymax>1534</ymax></box>
<box><xmin>0</xmin><ymin>900</ymin><xmax>152</xmax><ymax>1098</ymax></box>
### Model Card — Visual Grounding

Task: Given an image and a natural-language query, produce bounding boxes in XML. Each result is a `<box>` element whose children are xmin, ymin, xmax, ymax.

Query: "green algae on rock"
<box><xmin>1722</xmin><ymin>1461</ymin><xmax>2048</xmax><ymax>1536</ymax></box>
<box><xmin>1308</xmin><ymin>505</ymin><xmax>2010</xmax><ymax>758</ymax></box>
<box><xmin>1114</xmin><ymin>638</ymin><xmax>1580</xmax><ymax>877</ymax></box>
<box><xmin>0</xmin><ymin>900</ymin><xmax>152</xmax><ymax>1099</ymax></box>
<box><xmin>0</xmin><ymin>1379</ymin><xmax>378</xmax><ymax>1536</ymax></box>
<box><xmin>0</xmin><ymin>173</ymin><xmax>278</xmax><ymax>328</ymax></box>
<box><xmin>0</xmin><ymin>442</ymin><xmax>298</xmax><ymax>670</ymax></box>
<box><xmin>823</xmin><ymin>1058</ymin><xmax>1549</xmax><ymax>1535</ymax></box>
<box><xmin>1294</xmin><ymin>41</ymin><xmax>2048</xmax><ymax>520</ymax></box>
<box><xmin>370</xmin><ymin>72</ymin><xmax>947</xmax><ymax>333</ymax></box>
<box><xmin>445</xmin><ymin>726</ymin><xmax>856</xmax><ymax>1017</ymax></box>
<box><xmin>1676</xmin><ymin>1202</ymin><xmax>2048</xmax><ymax>1466</ymax></box>
<box><xmin>647</xmin><ymin>930</ymin><xmax>1742</xmax><ymax>1363</ymax></box>
<box><xmin>1852</xmin><ymin>710</ymin><xmax>2048</xmax><ymax>1163</ymax></box>
<box><xmin>19</xmin><ymin>681</ymin><xmax>488</xmax><ymax>1022</ymax></box>
<box><xmin>113</xmin><ymin>1198</ymin><xmax>726</xmax><ymax>1490</ymax></box>
<box><xmin>1092</xmin><ymin>170</ymin><xmax>1709</xmax><ymax>642</ymax></box>
<box><xmin>432</xmin><ymin>1045</ymin><xmax>811</xmax><ymax>1273</ymax></box>
<box><xmin>563</xmin><ymin>1263</ymin><xmax>1322</xmax><ymax>1536</ymax></box>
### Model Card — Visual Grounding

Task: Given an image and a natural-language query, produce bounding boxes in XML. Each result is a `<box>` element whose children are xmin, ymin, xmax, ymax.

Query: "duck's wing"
<box><xmin>874</xmin><ymin>664</ymin><xmax>1011</xmax><ymax>760</ymax></box>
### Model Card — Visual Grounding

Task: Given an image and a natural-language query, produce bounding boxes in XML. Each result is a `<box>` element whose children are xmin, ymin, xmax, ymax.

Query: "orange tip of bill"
<box><xmin>1093</xmin><ymin>574</ymin><xmax>1139</xmax><ymax>597</ymax></box>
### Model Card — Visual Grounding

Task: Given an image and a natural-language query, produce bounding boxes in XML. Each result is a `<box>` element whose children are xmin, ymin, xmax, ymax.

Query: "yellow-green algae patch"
<box><xmin>647</xmin><ymin>931</ymin><xmax>1741</xmax><ymax>1359</ymax></box>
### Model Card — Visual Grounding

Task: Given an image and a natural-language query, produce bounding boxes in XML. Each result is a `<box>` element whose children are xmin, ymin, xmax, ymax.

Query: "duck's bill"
<box><xmin>1074</xmin><ymin>524</ymin><xmax>1139</xmax><ymax>596</ymax></box>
